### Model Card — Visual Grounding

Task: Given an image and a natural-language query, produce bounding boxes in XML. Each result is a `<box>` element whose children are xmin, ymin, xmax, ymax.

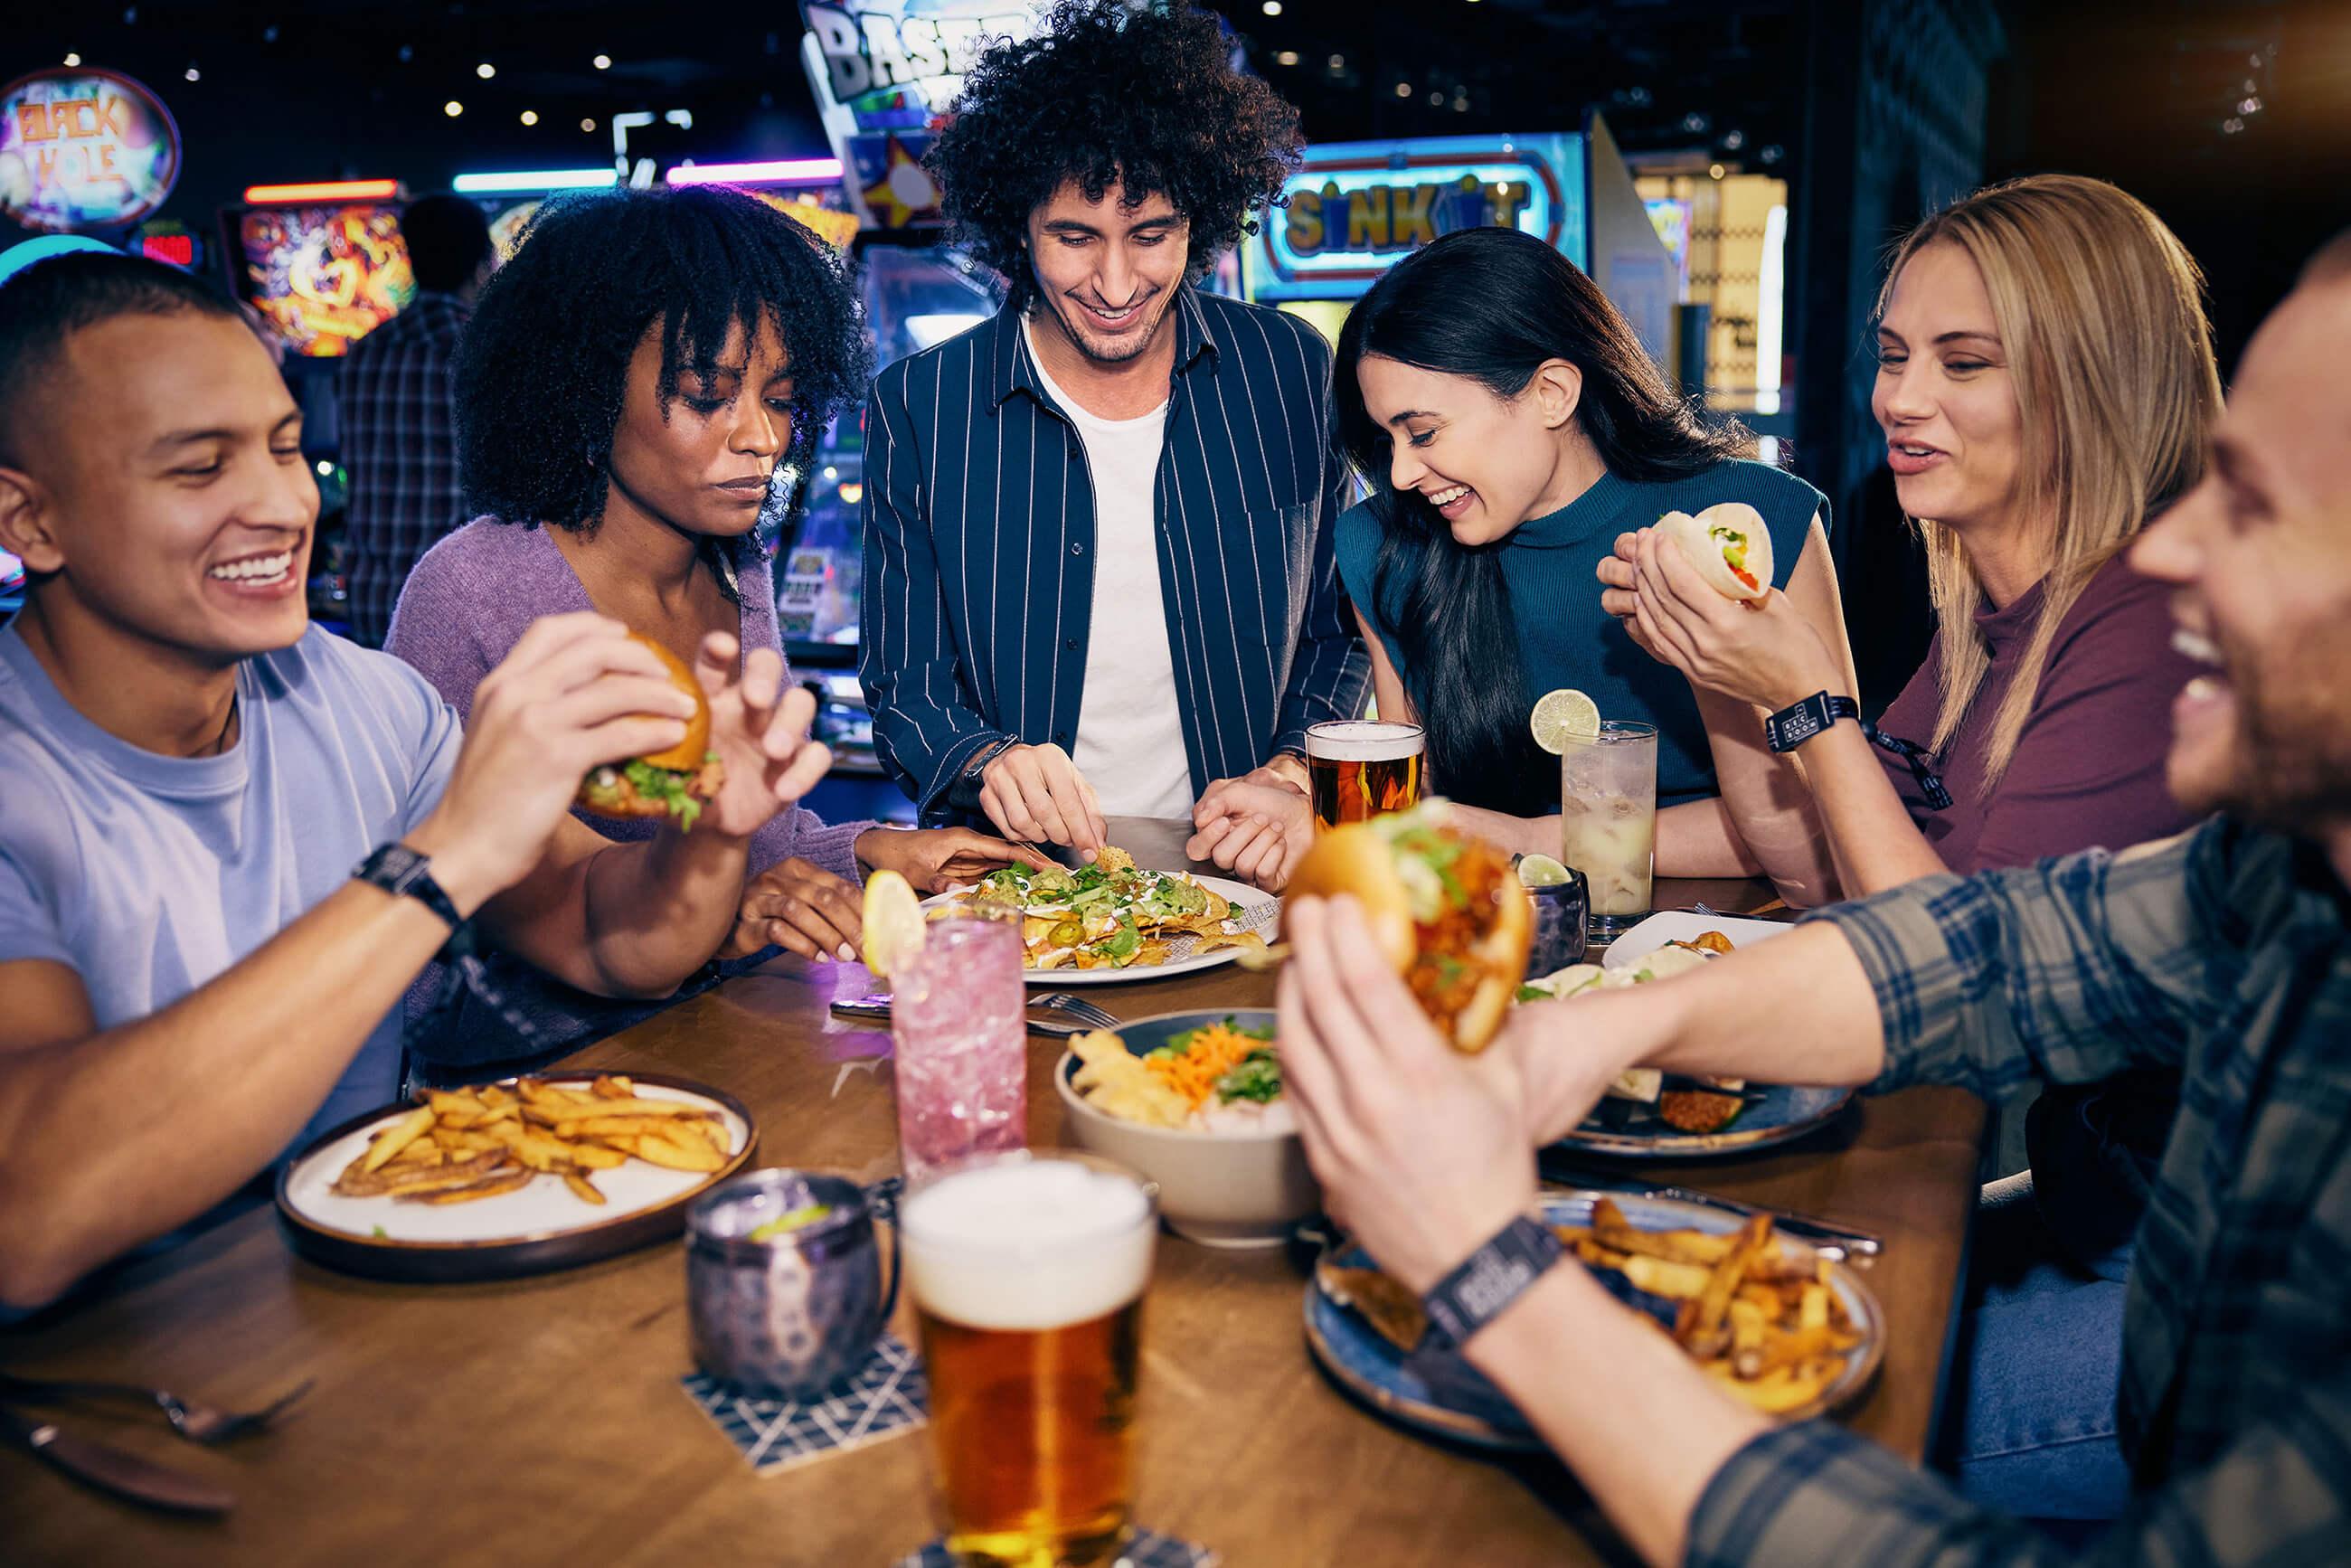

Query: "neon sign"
<box><xmin>797</xmin><ymin>2</ymin><xmax>1045</xmax><ymax>228</ymax></box>
<box><xmin>1246</xmin><ymin>133</ymin><xmax>1587</xmax><ymax>303</ymax></box>
<box><xmin>0</xmin><ymin>69</ymin><xmax>181</xmax><ymax>233</ymax></box>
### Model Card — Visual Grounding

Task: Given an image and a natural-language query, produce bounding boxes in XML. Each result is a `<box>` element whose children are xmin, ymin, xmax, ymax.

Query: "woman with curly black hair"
<box><xmin>387</xmin><ymin>185</ymin><xmax>1036</xmax><ymax>1055</ymax></box>
<box><xmin>859</xmin><ymin>0</ymin><xmax>1368</xmax><ymax>875</ymax></box>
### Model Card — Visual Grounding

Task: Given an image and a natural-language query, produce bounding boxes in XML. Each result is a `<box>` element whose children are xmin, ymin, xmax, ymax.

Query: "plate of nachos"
<box><xmin>924</xmin><ymin>845</ymin><xmax>1279</xmax><ymax>985</ymax></box>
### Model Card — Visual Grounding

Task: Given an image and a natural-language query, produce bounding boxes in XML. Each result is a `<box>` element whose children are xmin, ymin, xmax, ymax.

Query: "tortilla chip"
<box><xmin>1070</xmin><ymin>1030</ymin><xmax>1192</xmax><ymax>1128</ymax></box>
<box><xmin>1194</xmin><ymin>930</ymin><xmax>1268</xmax><ymax>959</ymax></box>
<box><xmin>1095</xmin><ymin>845</ymin><xmax>1137</xmax><ymax>874</ymax></box>
<box><xmin>1136</xmin><ymin>939</ymin><xmax>1174</xmax><ymax>966</ymax></box>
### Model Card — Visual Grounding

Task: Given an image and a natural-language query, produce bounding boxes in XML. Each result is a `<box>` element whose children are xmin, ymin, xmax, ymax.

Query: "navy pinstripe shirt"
<box><xmin>858</xmin><ymin>288</ymin><xmax>1369</xmax><ymax>821</ymax></box>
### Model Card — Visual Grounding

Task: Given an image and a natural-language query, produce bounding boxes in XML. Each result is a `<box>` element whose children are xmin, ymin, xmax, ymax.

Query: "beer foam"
<box><xmin>1305</xmin><ymin>720</ymin><xmax>1422</xmax><ymax>763</ymax></box>
<box><xmin>901</xmin><ymin>1160</ymin><xmax>1154</xmax><ymax>1331</ymax></box>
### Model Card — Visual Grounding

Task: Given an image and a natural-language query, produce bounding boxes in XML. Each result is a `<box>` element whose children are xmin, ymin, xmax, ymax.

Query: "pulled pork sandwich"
<box><xmin>575</xmin><ymin>633</ymin><xmax>723</xmax><ymax>830</ymax></box>
<box><xmin>1288</xmin><ymin>801</ymin><xmax>1534</xmax><ymax>1052</ymax></box>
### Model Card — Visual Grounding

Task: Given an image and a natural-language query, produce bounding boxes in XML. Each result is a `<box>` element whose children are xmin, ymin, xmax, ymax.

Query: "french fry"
<box><xmin>1619</xmin><ymin>1254</ymin><xmax>1714</xmax><ymax>1300</ymax></box>
<box><xmin>360</xmin><ymin>1105</ymin><xmax>436</xmax><ymax>1173</ymax></box>
<box><xmin>631</xmin><ymin>1133</ymin><xmax>723</xmax><ymax>1173</ymax></box>
<box><xmin>411</xmin><ymin>1167</ymin><xmax>536</xmax><ymax>1205</ymax></box>
<box><xmin>334</xmin><ymin>1076</ymin><xmax>729</xmax><ymax>1214</ymax></box>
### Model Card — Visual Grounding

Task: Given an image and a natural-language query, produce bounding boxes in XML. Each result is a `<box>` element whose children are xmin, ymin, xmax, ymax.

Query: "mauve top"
<box><xmin>1869</xmin><ymin>552</ymin><xmax>2201</xmax><ymax>873</ymax></box>
<box><xmin>382</xmin><ymin>520</ymin><xmax>873</xmax><ymax>1063</ymax></box>
<box><xmin>1871</xmin><ymin>552</ymin><xmax>2199</xmax><ymax>1264</ymax></box>
<box><xmin>386</xmin><ymin>519</ymin><xmax>870</xmax><ymax>882</ymax></box>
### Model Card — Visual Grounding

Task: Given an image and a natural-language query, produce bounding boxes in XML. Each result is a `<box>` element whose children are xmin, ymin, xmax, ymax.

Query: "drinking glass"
<box><xmin>901</xmin><ymin>1149</ymin><xmax>1157</xmax><ymax>1568</ymax></box>
<box><xmin>1557</xmin><ymin>721</ymin><xmax>1657</xmax><ymax>940</ymax></box>
<box><xmin>1304</xmin><ymin>719</ymin><xmax>1424</xmax><ymax>832</ymax></box>
<box><xmin>892</xmin><ymin>915</ymin><xmax>1027</xmax><ymax>1177</ymax></box>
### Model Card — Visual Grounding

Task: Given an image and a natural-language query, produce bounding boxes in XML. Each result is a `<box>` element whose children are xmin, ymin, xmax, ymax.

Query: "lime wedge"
<box><xmin>1516</xmin><ymin>854</ymin><xmax>1572</xmax><ymax>888</ymax></box>
<box><xmin>1529</xmin><ymin>688</ymin><xmax>1601</xmax><ymax>754</ymax></box>
<box><xmin>862</xmin><ymin>869</ymin><xmax>926</xmax><ymax>979</ymax></box>
<box><xmin>749</xmin><ymin>1204</ymin><xmax>834</xmax><ymax>1242</ymax></box>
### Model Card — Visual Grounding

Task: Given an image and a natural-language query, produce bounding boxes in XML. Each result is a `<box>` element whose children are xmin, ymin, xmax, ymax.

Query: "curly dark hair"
<box><xmin>923</xmin><ymin>0</ymin><xmax>1302</xmax><ymax>308</ymax></box>
<box><xmin>453</xmin><ymin>184</ymin><xmax>869</xmax><ymax>534</ymax></box>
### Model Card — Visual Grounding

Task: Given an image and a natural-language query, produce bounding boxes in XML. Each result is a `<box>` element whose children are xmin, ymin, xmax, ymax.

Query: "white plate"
<box><xmin>924</xmin><ymin>871</ymin><xmax>1280</xmax><ymax>987</ymax></box>
<box><xmin>281</xmin><ymin>1080</ymin><xmax>751</xmax><ymax>1244</ymax></box>
<box><xmin>1600</xmin><ymin>911</ymin><xmax>1790</xmax><ymax>973</ymax></box>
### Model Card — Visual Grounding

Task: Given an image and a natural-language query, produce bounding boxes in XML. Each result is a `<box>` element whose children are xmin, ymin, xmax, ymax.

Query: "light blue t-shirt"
<box><xmin>0</xmin><ymin>623</ymin><xmax>462</xmax><ymax>1153</ymax></box>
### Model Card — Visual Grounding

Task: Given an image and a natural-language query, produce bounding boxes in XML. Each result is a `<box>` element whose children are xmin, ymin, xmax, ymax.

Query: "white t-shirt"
<box><xmin>1024</xmin><ymin>321</ymin><xmax>1194</xmax><ymax>819</ymax></box>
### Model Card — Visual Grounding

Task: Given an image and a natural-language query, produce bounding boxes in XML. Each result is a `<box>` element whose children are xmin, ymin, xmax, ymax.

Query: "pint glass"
<box><xmin>1304</xmin><ymin>719</ymin><xmax>1424</xmax><ymax>831</ymax></box>
<box><xmin>901</xmin><ymin>1150</ymin><xmax>1157</xmax><ymax>1567</ymax></box>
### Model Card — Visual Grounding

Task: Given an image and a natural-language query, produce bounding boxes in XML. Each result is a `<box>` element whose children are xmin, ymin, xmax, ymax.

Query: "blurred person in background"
<box><xmin>339</xmin><ymin>193</ymin><xmax>495</xmax><ymax>647</ymax></box>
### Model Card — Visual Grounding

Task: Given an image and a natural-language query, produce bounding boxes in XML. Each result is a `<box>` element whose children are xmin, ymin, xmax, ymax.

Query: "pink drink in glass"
<box><xmin>892</xmin><ymin>916</ymin><xmax>1029</xmax><ymax>1177</ymax></box>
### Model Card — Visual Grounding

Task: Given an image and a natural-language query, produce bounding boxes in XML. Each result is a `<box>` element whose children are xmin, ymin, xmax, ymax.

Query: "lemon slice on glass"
<box><xmin>1529</xmin><ymin>688</ymin><xmax>1601</xmax><ymax>754</ymax></box>
<box><xmin>861</xmin><ymin>869</ymin><xmax>926</xmax><ymax>979</ymax></box>
<box><xmin>1516</xmin><ymin>854</ymin><xmax>1573</xmax><ymax>889</ymax></box>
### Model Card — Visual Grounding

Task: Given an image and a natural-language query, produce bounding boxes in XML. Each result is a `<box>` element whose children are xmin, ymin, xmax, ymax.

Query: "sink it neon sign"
<box><xmin>1252</xmin><ymin>134</ymin><xmax>1586</xmax><ymax>301</ymax></box>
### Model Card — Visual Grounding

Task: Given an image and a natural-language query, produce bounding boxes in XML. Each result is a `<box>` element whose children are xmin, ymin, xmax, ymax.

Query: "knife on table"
<box><xmin>0</xmin><ymin>1404</ymin><xmax>235</xmax><ymax>1515</ymax></box>
<box><xmin>830</xmin><ymin>996</ymin><xmax>1090</xmax><ymax>1038</ymax></box>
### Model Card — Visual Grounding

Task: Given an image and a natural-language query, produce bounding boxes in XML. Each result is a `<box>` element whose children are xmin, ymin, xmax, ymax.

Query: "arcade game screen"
<box><xmin>235</xmin><ymin>203</ymin><xmax>414</xmax><ymax>357</ymax></box>
<box><xmin>784</xmin><ymin>240</ymin><xmax>1001</xmax><ymax>658</ymax></box>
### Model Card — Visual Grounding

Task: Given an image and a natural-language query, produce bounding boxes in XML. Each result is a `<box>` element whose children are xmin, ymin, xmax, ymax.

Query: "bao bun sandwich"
<box><xmin>575</xmin><ymin>633</ymin><xmax>724</xmax><ymax>830</ymax></box>
<box><xmin>1288</xmin><ymin>801</ymin><xmax>1534</xmax><ymax>1053</ymax></box>
<box><xmin>1656</xmin><ymin>501</ymin><xmax>1773</xmax><ymax>602</ymax></box>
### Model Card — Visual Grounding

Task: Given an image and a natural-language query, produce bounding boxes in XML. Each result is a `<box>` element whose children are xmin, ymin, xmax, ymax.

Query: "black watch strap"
<box><xmin>1420</xmin><ymin>1213</ymin><xmax>1566</xmax><ymax>1351</ymax></box>
<box><xmin>353</xmin><ymin>842</ymin><xmax>463</xmax><ymax>931</ymax></box>
<box><xmin>1763</xmin><ymin>692</ymin><xmax>1860</xmax><ymax>754</ymax></box>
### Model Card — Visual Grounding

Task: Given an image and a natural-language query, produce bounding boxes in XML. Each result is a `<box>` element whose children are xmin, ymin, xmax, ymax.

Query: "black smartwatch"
<box><xmin>352</xmin><ymin>842</ymin><xmax>464</xmax><ymax>931</ymax></box>
<box><xmin>1420</xmin><ymin>1213</ymin><xmax>1567</xmax><ymax>1351</ymax></box>
<box><xmin>1763</xmin><ymin>692</ymin><xmax>1860</xmax><ymax>754</ymax></box>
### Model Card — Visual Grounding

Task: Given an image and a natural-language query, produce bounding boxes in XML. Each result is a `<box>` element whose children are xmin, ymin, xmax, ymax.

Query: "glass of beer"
<box><xmin>1305</xmin><ymin>718</ymin><xmax>1424</xmax><ymax>831</ymax></box>
<box><xmin>901</xmin><ymin>1149</ymin><xmax>1157</xmax><ymax>1567</ymax></box>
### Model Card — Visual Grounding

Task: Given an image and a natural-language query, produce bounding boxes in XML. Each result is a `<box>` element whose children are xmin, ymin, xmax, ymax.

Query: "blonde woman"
<box><xmin>1600</xmin><ymin>174</ymin><xmax>2222</xmax><ymax>1519</ymax></box>
<box><xmin>1601</xmin><ymin>173</ymin><xmax>2215</xmax><ymax>902</ymax></box>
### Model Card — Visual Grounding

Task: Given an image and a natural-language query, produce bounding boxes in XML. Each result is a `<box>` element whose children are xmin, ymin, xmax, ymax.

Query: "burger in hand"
<box><xmin>576</xmin><ymin>633</ymin><xmax>725</xmax><ymax>830</ymax></box>
<box><xmin>1287</xmin><ymin>801</ymin><xmax>1534</xmax><ymax>1052</ymax></box>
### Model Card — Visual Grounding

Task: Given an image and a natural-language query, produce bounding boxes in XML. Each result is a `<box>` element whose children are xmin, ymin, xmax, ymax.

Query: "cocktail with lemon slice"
<box><xmin>864</xmin><ymin>871</ymin><xmax>1029</xmax><ymax>1176</ymax></box>
<box><xmin>1531</xmin><ymin>689</ymin><xmax>1657</xmax><ymax>938</ymax></box>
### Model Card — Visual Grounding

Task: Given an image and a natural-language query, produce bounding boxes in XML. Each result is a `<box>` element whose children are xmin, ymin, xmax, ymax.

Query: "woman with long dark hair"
<box><xmin>1190</xmin><ymin>224</ymin><xmax>1850</xmax><ymax>883</ymax></box>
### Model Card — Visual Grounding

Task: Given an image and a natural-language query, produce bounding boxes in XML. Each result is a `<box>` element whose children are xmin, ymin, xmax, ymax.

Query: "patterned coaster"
<box><xmin>895</xmin><ymin>1528</ymin><xmax>1220</xmax><ymax>1568</ymax></box>
<box><xmin>681</xmin><ymin>1332</ymin><xmax>927</xmax><ymax>1475</ymax></box>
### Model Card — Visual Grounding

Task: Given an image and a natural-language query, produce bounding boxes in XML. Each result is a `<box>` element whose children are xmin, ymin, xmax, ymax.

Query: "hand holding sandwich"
<box><xmin>1597</xmin><ymin>524</ymin><xmax>1843</xmax><ymax>714</ymax></box>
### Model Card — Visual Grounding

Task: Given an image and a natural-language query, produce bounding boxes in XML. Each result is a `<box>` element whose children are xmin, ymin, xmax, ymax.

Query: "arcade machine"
<box><xmin>782</xmin><ymin>1</ymin><xmax>1036</xmax><ymax>814</ymax></box>
<box><xmin>218</xmin><ymin>180</ymin><xmax>416</xmax><ymax>635</ymax></box>
<box><xmin>1242</xmin><ymin>112</ymin><xmax>1677</xmax><ymax>370</ymax></box>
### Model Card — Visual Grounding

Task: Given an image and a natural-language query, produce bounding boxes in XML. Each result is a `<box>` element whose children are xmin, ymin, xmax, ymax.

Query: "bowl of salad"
<box><xmin>1053</xmin><ymin>1009</ymin><xmax>1318</xmax><ymax>1249</ymax></box>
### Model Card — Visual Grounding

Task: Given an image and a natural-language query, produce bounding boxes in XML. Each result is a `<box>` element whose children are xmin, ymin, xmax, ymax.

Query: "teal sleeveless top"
<box><xmin>1333</xmin><ymin>458</ymin><xmax>1827</xmax><ymax>809</ymax></box>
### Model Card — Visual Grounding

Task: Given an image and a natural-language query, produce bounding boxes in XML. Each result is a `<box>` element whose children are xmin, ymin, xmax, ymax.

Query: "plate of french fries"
<box><xmin>275</xmin><ymin>1072</ymin><xmax>756</xmax><ymax>1280</ymax></box>
<box><xmin>1303</xmin><ymin>1191</ymin><xmax>1883</xmax><ymax>1450</ymax></box>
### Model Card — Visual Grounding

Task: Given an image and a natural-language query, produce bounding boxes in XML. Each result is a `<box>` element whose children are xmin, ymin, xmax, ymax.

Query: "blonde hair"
<box><xmin>1878</xmin><ymin>175</ymin><xmax>2222</xmax><ymax>796</ymax></box>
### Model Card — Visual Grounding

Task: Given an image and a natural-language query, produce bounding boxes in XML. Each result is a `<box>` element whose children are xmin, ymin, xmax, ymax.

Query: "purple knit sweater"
<box><xmin>386</xmin><ymin>519</ymin><xmax>870</xmax><ymax>883</ymax></box>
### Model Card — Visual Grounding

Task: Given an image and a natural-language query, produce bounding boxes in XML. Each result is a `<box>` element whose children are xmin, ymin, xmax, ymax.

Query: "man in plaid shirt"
<box><xmin>1275</xmin><ymin>236</ymin><xmax>2351</xmax><ymax>1564</ymax></box>
<box><xmin>338</xmin><ymin>194</ymin><xmax>493</xmax><ymax>646</ymax></box>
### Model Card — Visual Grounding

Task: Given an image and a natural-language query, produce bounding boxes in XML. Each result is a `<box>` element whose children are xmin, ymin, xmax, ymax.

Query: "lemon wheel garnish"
<box><xmin>1529</xmin><ymin>688</ymin><xmax>1601</xmax><ymax>754</ymax></box>
<box><xmin>861</xmin><ymin>870</ymin><xmax>926</xmax><ymax>978</ymax></box>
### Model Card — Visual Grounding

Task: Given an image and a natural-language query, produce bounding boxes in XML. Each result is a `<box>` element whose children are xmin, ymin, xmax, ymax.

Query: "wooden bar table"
<box><xmin>1</xmin><ymin>820</ymin><xmax>1984</xmax><ymax>1566</ymax></box>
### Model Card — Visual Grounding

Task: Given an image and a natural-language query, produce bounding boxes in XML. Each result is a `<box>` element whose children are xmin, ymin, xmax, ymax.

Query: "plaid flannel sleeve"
<box><xmin>1689</xmin><ymin>1359</ymin><xmax>2351</xmax><ymax>1568</ymax></box>
<box><xmin>1804</xmin><ymin>823</ymin><xmax>2231</xmax><ymax>1100</ymax></box>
